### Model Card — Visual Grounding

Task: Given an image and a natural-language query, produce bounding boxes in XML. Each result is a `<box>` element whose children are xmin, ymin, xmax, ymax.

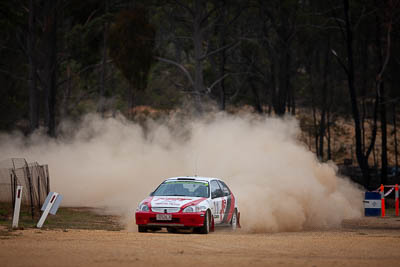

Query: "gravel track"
<box><xmin>1</xmin><ymin>217</ymin><xmax>400</xmax><ymax>267</ymax></box>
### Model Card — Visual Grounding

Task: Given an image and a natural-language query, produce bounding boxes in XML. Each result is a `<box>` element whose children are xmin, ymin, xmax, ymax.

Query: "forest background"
<box><xmin>0</xmin><ymin>0</ymin><xmax>399</xmax><ymax>189</ymax></box>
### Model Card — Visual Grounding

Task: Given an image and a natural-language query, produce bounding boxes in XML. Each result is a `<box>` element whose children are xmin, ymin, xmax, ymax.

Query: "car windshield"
<box><xmin>152</xmin><ymin>180</ymin><xmax>209</xmax><ymax>198</ymax></box>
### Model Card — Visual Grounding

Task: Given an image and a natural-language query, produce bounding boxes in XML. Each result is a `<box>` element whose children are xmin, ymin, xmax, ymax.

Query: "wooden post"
<box><xmin>380</xmin><ymin>184</ymin><xmax>385</xmax><ymax>217</ymax></box>
<box><xmin>395</xmin><ymin>184</ymin><xmax>399</xmax><ymax>217</ymax></box>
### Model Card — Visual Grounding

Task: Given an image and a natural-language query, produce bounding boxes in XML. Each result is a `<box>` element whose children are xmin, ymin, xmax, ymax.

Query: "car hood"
<box><xmin>149</xmin><ymin>196</ymin><xmax>206</xmax><ymax>208</ymax></box>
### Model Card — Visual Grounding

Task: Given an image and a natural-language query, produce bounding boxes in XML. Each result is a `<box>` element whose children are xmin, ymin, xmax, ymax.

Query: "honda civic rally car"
<box><xmin>135</xmin><ymin>176</ymin><xmax>240</xmax><ymax>234</ymax></box>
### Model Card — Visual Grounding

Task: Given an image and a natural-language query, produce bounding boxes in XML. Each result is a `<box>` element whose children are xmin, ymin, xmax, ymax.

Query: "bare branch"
<box><xmin>207</xmin><ymin>73</ymin><xmax>229</xmax><ymax>93</ymax></box>
<box><xmin>155</xmin><ymin>56</ymin><xmax>194</xmax><ymax>87</ymax></box>
<box><xmin>329</xmin><ymin>1</ymin><xmax>347</xmax><ymax>42</ymax></box>
<box><xmin>331</xmin><ymin>49</ymin><xmax>349</xmax><ymax>75</ymax></box>
<box><xmin>84</xmin><ymin>9</ymin><xmax>100</xmax><ymax>27</ymax></box>
<box><xmin>57</xmin><ymin>60</ymin><xmax>113</xmax><ymax>87</ymax></box>
<box><xmin>200</xmin><ymin>41</ymin><xmax>240</xmax><ymax>61</ymax></box>
<box><xmin>376</xmin><ymin>23</ymin><xmax>392</xmax><ymax>82</ymax></box>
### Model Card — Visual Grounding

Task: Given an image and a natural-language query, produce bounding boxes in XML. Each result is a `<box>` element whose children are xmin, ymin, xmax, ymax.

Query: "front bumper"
<box><xmin>135</xmin><ymin>211</ymin><xmax>205</xmax><ymax>227</ymax></box>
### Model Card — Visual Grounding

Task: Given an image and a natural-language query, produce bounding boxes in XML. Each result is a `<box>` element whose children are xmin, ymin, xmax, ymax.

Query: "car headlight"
<box><xmin>138</xmin><ymin>203</ymin><xmax>149</xmax><ymax>212</ymax></box>
<box><xmin>182</xmin><ymin>205</ymin><xmax>207</xmax><ymax>213</ymax></box>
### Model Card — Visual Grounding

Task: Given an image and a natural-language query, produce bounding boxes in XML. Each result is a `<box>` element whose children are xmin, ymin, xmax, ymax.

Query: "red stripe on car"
<box><xmin>226</xmin><ymin>194</ymin><xmax>235</xmax><ymax>222</ymax></box>
<box><xmin>180</xmin><ymin>198</ymin><xmax>207</xmax><ymax>211</ymax></box>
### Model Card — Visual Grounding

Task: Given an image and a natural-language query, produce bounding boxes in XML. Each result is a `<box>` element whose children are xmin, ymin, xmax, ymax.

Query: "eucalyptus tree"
<box><xmin>329</xmin><ymin>0</ymin><xmax>398</xmax><ymax>187</ymax></box>
<box><xmin>108</xmin><ymin>6</ymin><xmax>155</xmax><ymax>115</ymax></box>
<box><xmin>155</xmin><ymin>0</ymin><xmax>241</xmax><ymax>111</ymax></box>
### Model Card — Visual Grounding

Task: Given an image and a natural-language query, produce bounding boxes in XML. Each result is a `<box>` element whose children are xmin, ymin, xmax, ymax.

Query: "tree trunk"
<box><xmin>327</xmin><ymin>109</ymin><xmax>332</xmax><ymax>160</ymax></box>
<box><xmin>373</xmin><ymin>145</ymin><xmax>377</xmax><ymax>169</ymax></box>
<box><xmin>375</xmin><ymin>2</ymin><xmax>390</xmax><ymax>185</ymax></box>
<box><xmin>250</xmin><ymin>80</ymin><xmax>263</xmax><ymax>113</ymax></box>
<box><xmin>307</xmin><ymin>58</ymin><xmax>319</xmax><ymax>155</ymax></box>
<box><xmin>270</xmin><ymin>58</ymin><xmax>277</xmax><ymax>115</ymax></box>
<box><xmin>218</xmin><ymin>0</ymin><xmax>227</xmax><ymax>111</ymax></box>
<box><xmin>128</xmin><ymin>84</ymin><xmax>135</xmax><ymax>119</ymax></box>
<box><xmin>98</xmin><ymin>0</ymin><xmax>109</xmax><ymax>116</ymax></box>
<box><xmin>275</xmin><ymin>50</ymin><xmax>289</xmax><ymax>115</ymax></box>
<box><xmin>393</xmin><ymin>103</ymin><xmax>398</xmax><ymax>172</ymax></box>
<box><xmin>318</xmin><ymin>110</ymin><xmax>326</xmax><ymax>160</ymax></box>
<box><xmin>28</xmin><ymin>0</ymin><xmax>39</xmax><ymax>132</ymax></box>
<box><xmin>60</xmin><ymin>65</ymin><xmax>71</xmax><ymax>118</ymax></box>
<box><xmin>290</xmin><ymin>86</ymin><xmax>296</xmax><ymax>115</ymax></box>
<box><xmin>174</xmin><ymin>40</ymin><xmax>182</xmax><ymax>63</ymax></box>
<box><xmin>312</xmin><ymin>105</ymin><xmax>319</xmax><ymax>155</ymax></box>
<box><xmin>192</xmin><ymin>0</ymin><xmax>206</xmax><ymax>111</ymax></box>
<box><xmin>318</xmin><ymin>44</ymin><xmax>330</xmax><ymax>161</ymax></box>
<box><xmin>43</xmin><ymin>0</ymin><xmax>58</xmax><ymax>137</ymax></box>
<box><xmin>218</xmin><ymin>37</ymin><xmax>226</xmax><ymax>111</ymax></box>
<box><xmin>343</xmin><ymin>0</ymin><xmax>370</xmax><ymax>187</ymax></box>
<box><xmin>360</xmin><ymin>30</ymin><xmax>370</xmax><ymax>154</ymax></box>
<box><xmin>380</xmin><ymin>84</ymin><xmax>388</xmax><ymax>184</ymax></box>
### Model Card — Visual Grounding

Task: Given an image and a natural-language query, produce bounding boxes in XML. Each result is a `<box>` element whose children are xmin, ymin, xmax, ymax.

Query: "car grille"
<box><xmin>151</xmin><ymin>207</ymin><xmax>180</xmax><ymax>213</ymax></box>
<box><xmin>150</xmin><ymin>217</ymin><xmax>180</xmax><ymax>223</ymax></box>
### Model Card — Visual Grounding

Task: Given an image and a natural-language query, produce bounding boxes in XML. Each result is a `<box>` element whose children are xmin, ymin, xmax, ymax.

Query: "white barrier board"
<box><xmin>37</xmin><ymin>192</ymin><xmax>60</xmax><ymax>228</ymax></box>
<box><xmin>12</xmin><ymin>185</ymin><xmax>23</xmax><ymax>228</ymax></box>
<box><xmin>364</xmin><ymin>200</ymin><xmax>381</xmax><ymax>209</ymax></box>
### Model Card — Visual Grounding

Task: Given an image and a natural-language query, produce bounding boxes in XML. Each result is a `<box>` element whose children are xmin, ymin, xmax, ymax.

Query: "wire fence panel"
<box><xmin>0</xmin><ymin>158</ymin><xmax>50</xmax><ymax>218</ymax></box>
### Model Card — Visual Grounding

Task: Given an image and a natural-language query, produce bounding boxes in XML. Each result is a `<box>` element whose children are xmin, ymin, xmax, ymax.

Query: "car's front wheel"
<box><xmin>197</xmin><ymin>210</ymin><xmax>210</xmax><ymax>234</ymax></box>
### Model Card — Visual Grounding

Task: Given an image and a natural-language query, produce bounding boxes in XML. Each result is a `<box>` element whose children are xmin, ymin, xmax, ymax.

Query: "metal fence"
<box><xmin>0</xmin><ymin>158</ymin><xmax>50</xmax><ymax>218</ymax></box>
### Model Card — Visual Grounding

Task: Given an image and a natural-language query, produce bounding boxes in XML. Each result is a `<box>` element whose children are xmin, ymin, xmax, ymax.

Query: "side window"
<box><xmin>210</xmin><ymin>180</ymin><xmax>223</xmax><ymax>199</ymax></box>
<box><xmin>218</xmin><ymin>181</ymin><xmax>231</xmax><ymax>197</ymax></box>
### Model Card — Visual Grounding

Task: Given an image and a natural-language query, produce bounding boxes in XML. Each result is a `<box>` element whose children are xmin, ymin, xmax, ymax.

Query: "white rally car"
<box><xmin>135</xmin><ymin>176</ymin><xmax>240</xmax><ymax>234</ymax></box>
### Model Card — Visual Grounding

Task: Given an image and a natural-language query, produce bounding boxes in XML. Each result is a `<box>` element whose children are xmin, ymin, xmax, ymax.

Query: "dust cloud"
<box><xmin>0</xmin><ymin>112</ymin><xmax>363</xmax><ymax>232</ymax></box>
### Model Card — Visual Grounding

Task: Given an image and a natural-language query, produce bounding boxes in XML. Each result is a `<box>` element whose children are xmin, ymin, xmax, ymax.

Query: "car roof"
<box><xmin>165</xmin><ymin>176</ymin><xmax>219</xmax><ymax>183</ymax></box>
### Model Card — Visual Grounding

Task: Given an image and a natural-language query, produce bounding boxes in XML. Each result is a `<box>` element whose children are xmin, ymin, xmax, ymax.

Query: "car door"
<box><xmin>218</xmin><ymin>180</ymin><xmax>234</xmax><ymax>224</ymax></box>
<box><xmin>210</xmin><ymin>180</ymin><xmax>224</xmax><ymax>224</ymax></box>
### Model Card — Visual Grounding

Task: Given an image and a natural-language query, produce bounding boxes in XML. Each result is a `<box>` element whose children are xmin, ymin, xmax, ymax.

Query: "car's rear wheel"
<box><xmin>197</xmin><ymin>210</ymin><xmax>210</xmax><ymax>234</ymax></box>
<box><xmin>230</xmin><ymin>209</ymin><xmax>237</xmax><ymax>230</ymax></box>
<box><xmin>138</xmin><ymin>226</ymin><xmax>147</xmax><ymax>233</ymax></box>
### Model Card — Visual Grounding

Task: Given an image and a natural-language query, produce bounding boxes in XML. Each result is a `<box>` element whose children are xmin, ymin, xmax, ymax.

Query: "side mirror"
<box><xmin>149</xmin><ymin>191</ymin><xmax>154</xmax><ymax>196</ymax></box>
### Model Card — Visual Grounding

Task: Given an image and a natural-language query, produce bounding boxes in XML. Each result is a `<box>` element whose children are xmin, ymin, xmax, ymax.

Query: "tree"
<box><xmin>108</xmin><ymin>7</ymin><xmax>155</xmax><ymax>116</ymax></box>
<box><xmin>156</xmin><ymin>0</ymin><xmax>240</xmax><ymax>112</ymax></box>
<box><xmin>27</xmin><ymin>0</ymin><xmax>39</xmax><ymax>132</ymax></box>
<box><xmin>41</xmin><ymin>0</ymin><xmax>59</xmax><ymax>137</ymax></box>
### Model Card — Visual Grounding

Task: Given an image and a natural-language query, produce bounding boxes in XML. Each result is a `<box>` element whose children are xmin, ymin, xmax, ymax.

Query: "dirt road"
<box><xmin>1</xmin><ymin>218</ymin><xmax>400</xmax><ymax>267</ymax></box>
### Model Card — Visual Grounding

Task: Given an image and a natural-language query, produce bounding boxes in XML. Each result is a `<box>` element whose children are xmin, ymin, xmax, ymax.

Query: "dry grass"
<box><xmin>0</xmin><ymin>202</ymin><xmax>122</xmax><ymax>231</ymax></box>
